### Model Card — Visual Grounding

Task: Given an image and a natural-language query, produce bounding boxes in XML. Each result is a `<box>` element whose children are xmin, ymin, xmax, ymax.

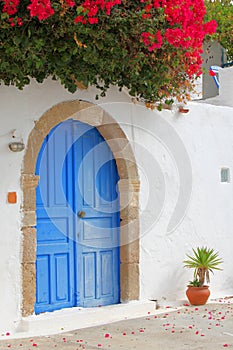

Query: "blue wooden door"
<box><xmin>35</xmin><ymin>120</ymin><xmax>120</xmax><ymax>313</ymax></box>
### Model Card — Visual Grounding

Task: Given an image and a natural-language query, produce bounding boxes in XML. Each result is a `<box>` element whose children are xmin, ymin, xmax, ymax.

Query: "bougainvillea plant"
<box><xmin>0</xmin><ymin>0</ymin><xmax>217</xmax><ymax>105</ymax></box>
<box><xmin>205</xmin><ymin>0</ymin><xmax>233</xmax><ymax>62</ymax></box>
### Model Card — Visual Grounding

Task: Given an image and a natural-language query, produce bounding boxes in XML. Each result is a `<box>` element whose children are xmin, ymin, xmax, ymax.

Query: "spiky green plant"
<box><xmin>183</xmin><ymin>247</ymin><xmax>223</xmax><ymax>287</ymax></box>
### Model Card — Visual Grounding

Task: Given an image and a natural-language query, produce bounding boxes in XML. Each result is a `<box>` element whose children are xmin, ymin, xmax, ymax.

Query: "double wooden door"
<box><xmin>35</xmin><ymin>120</ymin><xmax>120</xmax><ymax>314</ymax></box>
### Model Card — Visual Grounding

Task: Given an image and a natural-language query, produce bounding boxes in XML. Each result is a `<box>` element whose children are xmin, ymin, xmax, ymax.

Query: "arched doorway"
<box><xmin>35</xmin><ymin>119</ymin><xmax>120</xmax><ymax>313</ymax></box>
<box><xmin>21</xmin><ymin>100</ymin><xmax>140</xmax><ymax>316</ymax></box>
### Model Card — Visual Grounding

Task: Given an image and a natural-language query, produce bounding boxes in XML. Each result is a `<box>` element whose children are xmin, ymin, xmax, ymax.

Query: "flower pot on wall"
<box><xmin>186</xmin><ymin>286</ymin><xmax>210</xmax><ymax>305</ymax></box>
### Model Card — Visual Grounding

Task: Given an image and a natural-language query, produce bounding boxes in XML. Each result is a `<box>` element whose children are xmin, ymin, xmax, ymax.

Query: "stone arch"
<box><xmin>21</xmin><ymin>100</ymin><xmax>140</xmax><ymax>316</ymax></box>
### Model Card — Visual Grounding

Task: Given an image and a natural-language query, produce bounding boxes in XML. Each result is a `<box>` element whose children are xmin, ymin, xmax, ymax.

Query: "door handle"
<box><xmin>78</xmin><ymin>210</ymin><xmax>86</xmax><ymax>218</ymax></box>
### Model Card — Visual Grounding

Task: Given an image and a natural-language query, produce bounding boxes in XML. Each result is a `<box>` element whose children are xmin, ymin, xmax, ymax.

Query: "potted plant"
<box><xmin>183</xmin><ymin>247</ymin><xmax>223</xmax><ymax>305</ymax></box>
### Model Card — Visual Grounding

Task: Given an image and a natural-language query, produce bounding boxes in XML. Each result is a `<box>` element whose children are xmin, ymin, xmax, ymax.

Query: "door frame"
<box><xmin>21</xmin><ymin>100</ymin><xmax>140</xmax><ymax>317</ymax></box>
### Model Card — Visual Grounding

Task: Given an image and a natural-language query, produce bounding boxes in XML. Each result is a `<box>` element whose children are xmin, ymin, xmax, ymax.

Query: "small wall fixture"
<box><xmin>8</xmin><ymin>141</ymin><xmax>25</xmax><ymax>152</ymax></box>
<box><xmin>8</xmin><ymin>129</ymin><xmax>25</xmax><ymax>152</ymax></box>
<box><xmin>178</xmin><ymin>106</ymin><xmax>189</xmax><ymax>114</ymax></box>
<box><xmin>221</xmin><ymin>168</ymin><xmax>230</xmax><ymax>183</ymax></box>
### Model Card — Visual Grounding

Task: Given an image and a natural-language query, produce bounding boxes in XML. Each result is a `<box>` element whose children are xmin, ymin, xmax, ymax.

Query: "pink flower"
<box><xmin>209</xmin><ymin>70</ymin><xmax>216</xmax><ymax>77</ymax></box>
<box><xmin>88</xmin><ymin>17</ymin><xmax>98</xmax><ymax>24</ymax></box>
<box><xmin>204</xmin><ymin>20</ymin><xmax>218</xmax><ymax>35</ymax></box>
<box><xmin>27</xmin><ymin>0</ymin><xmax>54</xmax><ymax>20</ymax></box>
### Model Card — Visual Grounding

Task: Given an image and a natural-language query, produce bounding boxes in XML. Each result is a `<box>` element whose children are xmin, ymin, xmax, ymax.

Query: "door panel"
<box><xmin>35</xmin><ymin>121</ymin><xmax>75</xmax><ymax>314</ymax></box>
<box><xmin>35</xmin><ymin>119</ymin><xmax>120</xmax><ymax>313</ymax></box>
<box><xmin>100</xmin><ymin>251</ymin><xmax>113</xmax><ymax>296</ymax></box>
<box><xmin>83</xmin><ymin>252</ymin><xmax>96</xmax><ymax>299</ymax></box>
<box><xmin>36</xmin><ymin>255</ymin><xmax>50</xmax><ymax>304</ymax></box>
<box><xmin>74</xmin><ymin>124</ymin><xmax>120</xmax><ymax>307</ymax></box>
<box><xmin>54</xmin><ymin>254</ymin><xmax>70</xmax><ymax>301</ymax></box>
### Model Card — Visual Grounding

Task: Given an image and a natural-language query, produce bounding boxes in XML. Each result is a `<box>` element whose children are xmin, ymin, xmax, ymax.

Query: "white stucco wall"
<box><xmin>0</xmin><ymin>76</ymin><xmax>233</xmax><ymax>334</ymax></box>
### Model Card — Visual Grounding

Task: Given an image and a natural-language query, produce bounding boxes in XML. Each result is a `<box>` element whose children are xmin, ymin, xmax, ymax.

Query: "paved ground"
<box><xmin>0</xmin><ymin>301</ymin><xmax>233</xmax><ymax>349</ymax></box>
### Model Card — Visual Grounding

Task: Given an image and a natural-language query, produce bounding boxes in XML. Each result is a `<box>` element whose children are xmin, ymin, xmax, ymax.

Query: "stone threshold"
<box><xmin>11</xmin><ymin>300</ymin><xmax>161</xmax><ymax>339</ymax></box>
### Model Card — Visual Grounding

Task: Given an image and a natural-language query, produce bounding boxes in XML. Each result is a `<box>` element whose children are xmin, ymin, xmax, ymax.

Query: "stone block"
<box><xmin>22</xmin><ymin>262</ymin><xmax>36</xmax><ymax>317</ymax></box>
<box><xmin>21</xmin><ymin>227</ymin><xmax>36</xmax><ymax>263</ymax></box>
<box><xmin>73</xmin><ymin>105</ymin><xmax>103</xmax><ymax>126</ymax></box>
<box><xmin>22</xmin><ymin>211</ymin><xmax>36</xmax><ymax>227</ymax></box>
<box><xmin>120</xmin><ymin>218</ymin><xmax>139</xmax><ymax>246</ymax></box>
<box><xmin>21</xmin><ymin>174</ymin><xmax>39</xmax><ymax>190</ymax></box>
<box><xmin>120</xmin><ymin>262</ymin><xmax>139</xmax><ymax>301</ymax></box>
<box><xmin>22</xmin><ymin>188</ymin><xmax>36</xmax><ymax>211</ymax></box>
<box><xmin>120</xmin><ymin>240</ymin><xmax>139</xmax><ymax>264</ymax></box>
<box><xmin>120</xmin><ymin>206</ymin><xmax>139</xmax><ymax>221</ymax></box>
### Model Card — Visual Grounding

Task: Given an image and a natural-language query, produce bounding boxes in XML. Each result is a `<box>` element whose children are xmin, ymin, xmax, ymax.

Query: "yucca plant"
<box><xmin>183</xmin><ymin>247</ymin><xmax>223</xmax><ymax>287</ymax></box>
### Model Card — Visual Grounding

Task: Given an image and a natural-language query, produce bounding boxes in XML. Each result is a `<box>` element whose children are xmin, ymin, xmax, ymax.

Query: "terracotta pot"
<box><xmin>186</xmin><ymin>286</ymin><xmax>210</xmax><ymax>305</ymax></box>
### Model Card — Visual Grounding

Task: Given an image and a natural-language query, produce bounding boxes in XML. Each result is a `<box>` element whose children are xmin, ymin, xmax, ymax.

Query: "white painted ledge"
<box><xmin>11</xmin><ymin>301</ymin><xmax>160</xmax><ymax>339</ymax></box>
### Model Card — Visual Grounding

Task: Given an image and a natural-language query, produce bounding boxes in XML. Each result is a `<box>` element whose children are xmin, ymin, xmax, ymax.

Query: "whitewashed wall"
<box><xmin>0</xmin><ymin>76</ymin><xmax>233</xmax><ymax>334</ymax></box>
